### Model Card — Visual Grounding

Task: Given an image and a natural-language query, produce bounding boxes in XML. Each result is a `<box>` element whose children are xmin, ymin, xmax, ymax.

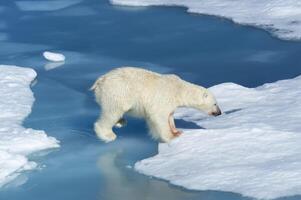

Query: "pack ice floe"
<box><xmin>111</xmin><ymin>0</ymin><xmax>301</xmax><ymax>40</ymax></box>
<box><xmin>0</xmin><ymin>65</ymin><xmax>59</xmax><ymax>187</ymax></box>
<box><xmin>135</xmin><ymin>75</ymin><xmax>301</xmax><ymax>199</ymax></box>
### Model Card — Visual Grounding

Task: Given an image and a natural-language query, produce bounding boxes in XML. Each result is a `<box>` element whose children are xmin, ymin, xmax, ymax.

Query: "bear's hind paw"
<box><xmin>96</xmin><ymin>131</ymin><xmax>117</xmax><ymax>142</ymax></box>
<box><xmin>114</xmin><ymin>118</ymin><xmax>127</xmax><ymax>128</ymax></box>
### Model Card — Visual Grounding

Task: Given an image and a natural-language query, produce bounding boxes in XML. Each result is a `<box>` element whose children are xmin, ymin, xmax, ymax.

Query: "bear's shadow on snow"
<box><xmin>175</xmin><ymin>119</ymin><xmax>204</xmax><ymax>129</ymax></box>
<box><xmin>224</xmin><ymin>108</ymin><xmax>242</xmax><ymax>115</ymax></box>
<box><xmin>174</xmin><ymin>108</ymin><xmax>243</xmax><ymax>130</ymax></box>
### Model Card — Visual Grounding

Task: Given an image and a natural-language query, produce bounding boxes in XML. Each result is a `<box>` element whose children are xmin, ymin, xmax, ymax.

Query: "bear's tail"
<box><xmin>89</xmin><ymin>77</ymin><xmax>103</xmax><ymax>91</ymax></box>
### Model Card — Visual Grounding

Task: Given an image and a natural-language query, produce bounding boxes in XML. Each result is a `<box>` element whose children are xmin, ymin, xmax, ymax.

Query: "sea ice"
<box><xmin>0</xmin><ymin>65</ymin><xmax>59</xmax><ymax>187</ymax></box>
<box><xmin>15</xmin><ymin>0</ymin><xmax>82</xmax><ymax>11</ymax></box>
<box><xmin>135</xmin><ymin>75</ymin><xmax>301</xmax><ymax>199</ymax></box>
<box><xmin>110</xmin><ymin>0</ymin><xmax>301</xmax><ymax>40</ymax></box>
<box><xmin>43</xmin><ymin>51</ymin><xmax>66</xmax><ymax>62</ymax></box>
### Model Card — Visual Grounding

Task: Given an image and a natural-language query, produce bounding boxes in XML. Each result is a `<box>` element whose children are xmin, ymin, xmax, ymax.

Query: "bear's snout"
<box><xmin>211</xmin><ymin>106</ymin><xmax>222</xmax><ymax>116</ymax></box>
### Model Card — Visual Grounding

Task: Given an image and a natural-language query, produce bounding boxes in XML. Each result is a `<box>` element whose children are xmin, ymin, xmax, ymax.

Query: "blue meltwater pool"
<box><xmin>0</xmin><ymin>0</ymin><xmax>301</xmax><ymax>199</ymax></box>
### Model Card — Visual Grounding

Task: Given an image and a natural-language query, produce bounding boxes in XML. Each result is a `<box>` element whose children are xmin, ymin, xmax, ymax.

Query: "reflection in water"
<box><xmin>0</xmin><ymin>0</ymin><xmax>300</xmax><ymax>199</ymax></box>
<box><xmin>3</xmin><ymin>174</ymin><xmax>28</xmax><ymax>189</ymax></box>
<box><xmin>97</xmin><ymin>148</ymin><xmax>196</xmax><ymax>200</ymax></box>
<box><xmin>44</xmin><ymin>61</ymin><xmax>65</xmax><ymax>71</ymax></box>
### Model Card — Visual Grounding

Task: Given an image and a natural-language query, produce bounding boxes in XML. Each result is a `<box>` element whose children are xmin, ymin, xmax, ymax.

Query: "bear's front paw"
<box><xmin>172</xmin><ymin>130</ymin><xmax>182</xmax><ymax>137</ymax></box>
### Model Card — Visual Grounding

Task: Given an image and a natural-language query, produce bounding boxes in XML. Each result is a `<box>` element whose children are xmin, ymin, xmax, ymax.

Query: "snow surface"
<box><xmin>110</xmin><ymin>0</ymin><xmax>301</xmax><ymax>40</ymax></box>
<box><xmin>135</xmin><ymin>75</ymin><xmax>301</xmax><ymax>199</ymax></box>
<box><xmin>43</xmin><ymin>51</ymin><xmax>65</xmax><ymax>62</ymax></box>
<box><xmin>15</xmin><ymin>0</ymin><xmax>82</xmax><ymax>11</ymax></box>
<box><xmin>0</xmin><ymin>65</ymin><xmax>59</xmax><ymax>187</ymax></box>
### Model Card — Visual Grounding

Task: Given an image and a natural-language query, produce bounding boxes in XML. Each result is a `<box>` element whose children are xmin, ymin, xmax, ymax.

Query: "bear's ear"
<box><xmin>203</xmin><ymin>92</ymin><xmax>208</xmax><ymax>99</ymax></box>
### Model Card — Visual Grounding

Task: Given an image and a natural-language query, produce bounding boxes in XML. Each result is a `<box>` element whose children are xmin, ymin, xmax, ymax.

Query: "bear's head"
<box><xmin>194</xmin><ymin>88</ymin><xmax>222</xmax><ymax>116</ymax></box>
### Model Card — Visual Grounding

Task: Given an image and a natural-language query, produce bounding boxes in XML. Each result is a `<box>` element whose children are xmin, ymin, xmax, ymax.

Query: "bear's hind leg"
<box><xmin>114</xmin><ymin>118</ymin><xmax>127</xmax><ymax>128</ymax></box>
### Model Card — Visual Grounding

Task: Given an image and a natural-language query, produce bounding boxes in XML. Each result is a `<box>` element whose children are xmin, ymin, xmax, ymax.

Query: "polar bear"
<box><xmin>90</xmin><ymin>67</ymin><xmax>221</xmax><ymax>143</ymax></box>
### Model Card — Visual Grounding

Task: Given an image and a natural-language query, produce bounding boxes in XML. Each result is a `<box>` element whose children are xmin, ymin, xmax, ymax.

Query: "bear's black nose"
<box><xmin>212</xmin><ymin>106</ymin><xmax>222</xmax><ymax>116</ymax></box>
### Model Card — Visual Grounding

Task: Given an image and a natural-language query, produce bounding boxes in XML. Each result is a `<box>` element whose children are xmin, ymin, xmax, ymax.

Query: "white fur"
<box><xmin>91</xmin><ymin>67</ymin><xmax>220</xmax><ymax>142</ymax></box>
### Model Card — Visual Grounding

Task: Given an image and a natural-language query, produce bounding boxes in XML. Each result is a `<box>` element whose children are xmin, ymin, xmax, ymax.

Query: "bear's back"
<box><xmin>111</xmin><ymin>67</ymin><xmax>185</xmax><ymax>88</ymax></box>
<box><xmin>108</xmin><ymin>67</ymin><xmax>160</xmax><ymax>80</ymax></box>
<box><xmin>101</xmin><ymin>67</ymin><xmax>160</xmax><ymax>86</ymax></box>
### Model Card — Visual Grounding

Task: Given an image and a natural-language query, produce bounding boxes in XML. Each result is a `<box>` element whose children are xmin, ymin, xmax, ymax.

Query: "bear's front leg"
<box><xmin>147</xmin><ymin>113</ymin><xmax>178</xmax><ymax>143</ymax></box>
<box><xmin>168</xmin><ymin>112</ymin><xmax>182</xmax><ymax>137</ymax></box>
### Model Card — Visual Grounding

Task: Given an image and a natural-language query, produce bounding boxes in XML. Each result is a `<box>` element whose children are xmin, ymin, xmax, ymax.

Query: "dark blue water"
<box><xmin>1</xmin><ymin>0</ymin><xmax>301</xmax><ymax>199</ymax></box>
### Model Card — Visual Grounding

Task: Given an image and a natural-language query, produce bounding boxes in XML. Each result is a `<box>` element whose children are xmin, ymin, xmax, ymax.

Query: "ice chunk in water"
<box><xmin>43</xmin><ymin>51</ymin><xmax>66</xmax><ymax>62</ymax></box>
